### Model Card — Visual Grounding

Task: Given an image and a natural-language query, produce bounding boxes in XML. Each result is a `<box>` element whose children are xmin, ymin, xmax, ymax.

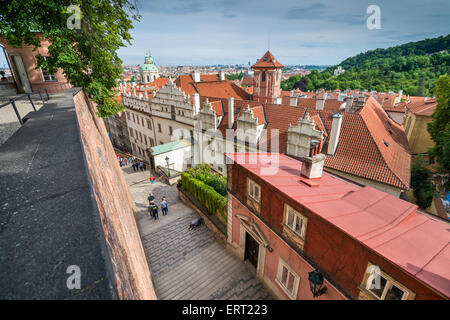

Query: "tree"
<box><xmin>427</xmin><ymin>75</ymin><xmax>450</xmax><ymax>186</ymax></box>
<box><xmin>411</xmin><ymin>157</ymin><xmax>437</xmax><ymax>209</ymax></box>
<box><xmin>0</xmin><ymin>0</ymin><xmax>140</xmax><ymax>117</ymax></box>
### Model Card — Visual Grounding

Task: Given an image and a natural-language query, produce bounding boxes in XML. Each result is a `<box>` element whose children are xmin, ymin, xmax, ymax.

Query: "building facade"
<box><xmin>0</xmin><ymin>36</ymin><xmax>68</xmax><ymax>94</ymax></box>
<box><xmin>226</xmin><ymin>151</ymin><xmax>449</xmax><ymax>300</ymax></box>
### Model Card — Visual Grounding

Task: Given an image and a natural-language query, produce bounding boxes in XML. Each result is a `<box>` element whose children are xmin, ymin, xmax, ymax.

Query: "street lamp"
<box><xmin>165</xmin><ymin>156</ymin><xmax>170</xmax><ymax>177</ymax></box>
<box><xmin>308</xmin><ymin>269</ymin><xmax>327</xmax><ymax>298</ymax></box>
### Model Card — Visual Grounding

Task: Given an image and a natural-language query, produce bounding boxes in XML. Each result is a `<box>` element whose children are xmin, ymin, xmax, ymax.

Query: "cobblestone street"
<box><xmin>122</xmin><ymin>166</ymin><xmax>273</xmax><ymax>300</ymax></box>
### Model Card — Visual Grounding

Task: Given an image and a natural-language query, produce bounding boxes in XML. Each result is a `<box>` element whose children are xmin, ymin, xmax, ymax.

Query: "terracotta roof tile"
<box><xmin>252</xmin><ymin>51</ymin><xmax>284</xmax><ymax>68</ymax></box>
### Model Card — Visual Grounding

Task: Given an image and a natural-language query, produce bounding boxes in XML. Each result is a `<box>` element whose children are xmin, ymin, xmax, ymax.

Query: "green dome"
<box><xmin>140</xmin><ymin>52</ymin><xmax>158</xmax><ymax>72</ymax></box>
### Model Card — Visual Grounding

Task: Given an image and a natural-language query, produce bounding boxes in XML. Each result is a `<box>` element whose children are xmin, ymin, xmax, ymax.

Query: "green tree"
<box><xmin>427</xmin><ymin>75</ymin><xmax>450</xmax><ymax>185</ymax></box>
<box><xmin>0</xmin><ymin>0</ymin><xmax>140</xmax><ymax>117</ymax></box>
<box><xmin>411</xmin><ymin>157</ymin><xmax>437</xmax><ymax>209</ymax></box>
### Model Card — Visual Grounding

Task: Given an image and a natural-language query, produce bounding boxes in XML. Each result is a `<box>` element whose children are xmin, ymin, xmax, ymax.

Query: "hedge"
<box><xmin>181</xmin><ymin>172</ymin><xmax>227</xmax><ymax>218</ymax></box>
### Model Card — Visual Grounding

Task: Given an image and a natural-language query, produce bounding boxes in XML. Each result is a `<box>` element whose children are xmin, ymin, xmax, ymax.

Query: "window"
<box><xmin>126</xmin><ymin>112</ymin><xmax>130</xmax><ymax>120</ymax></box>
<box><xmin>169</xmin><ymin>126</ymin><xmax>173</xmax><ymax>136</ymax></box>
<box><xmin>284</xmin><ymin>204</ymin><xmax>308</xmax><ymax>239</ymax></box>
<box><xmin>141</xmin><ymin>117</ymin><xmax>144</xmax><ymax>127</ymax></box>
<box><xmin>132</xmin><ymin>113</ymin><xmax>135</xmax><ymax>122</ymax></box>
<box><xmin>144</xmin><ymin>135</ymin><xmax>147</xmax><ymax>145</ymax></box>
<box><xmin>261</xmin><ymin>72</ymin><xmax>266</xmax><ymax>82</ymax></box>
<box><xmin>363</xmin><ymin>264</ymin><xmax>411</xmax><ymax>300</ymax></box>
<box><xmin>158</xmin><ymin>123</ymin><xmax>162</xmax><ymax>133</ymax></box>
<box><xmin>129</xmin><ymin>128</ymin><xmax>134</xmax><ymax>138</ymax></box>
<box><xmin>149</xmin><ymin>138</ymin><xmax>155</xmax><ymax>147</ymax></box>
<box><xmin>41</xmin><ymin>57</ymin><xmax>57</xmax><ymax>82</ymax></box>
<box><xmin>147</xmin><ymin>119</ymin><xmax>152</xmax><ymax>130</ymax></box>
<box><xmin>247</xmin><ymin>178</ymin><xmax>261</xmax><ymax>203</ymax></box>
<box><xmin>276</xmin><ymin>258</ymin><xmax>299</xmax><ymax>299</ymax></box>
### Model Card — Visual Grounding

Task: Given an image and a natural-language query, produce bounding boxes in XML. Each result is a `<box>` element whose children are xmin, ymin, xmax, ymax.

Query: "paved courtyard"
<box><xmin>122</xmin><ymin>165</ymin><xmax>272</xmax><ymax>300</ymax></box>
<box><xmin>0</xmin><ymin>93</ymin><xmax>45</xmax><ymax>146</ymax></box>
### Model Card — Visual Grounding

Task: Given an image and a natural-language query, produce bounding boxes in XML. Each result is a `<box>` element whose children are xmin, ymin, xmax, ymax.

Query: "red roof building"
<box><xmin>225</xmin><ymin>152</ymin><xmax>449</xmax><ymax>300</ymax></box>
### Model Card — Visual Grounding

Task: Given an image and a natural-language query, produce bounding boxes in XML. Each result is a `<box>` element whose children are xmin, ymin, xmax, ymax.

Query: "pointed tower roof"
<box><xmin>252</xmin><ymin>50</ymin><xmax>284</xmax><ymax>69</ymax></box>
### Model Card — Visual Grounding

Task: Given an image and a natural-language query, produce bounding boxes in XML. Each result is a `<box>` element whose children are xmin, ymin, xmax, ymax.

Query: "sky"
<box><xmin>118</xmin><ymin>0</ymin><xmax>450</xmax><ymax>66</ymax></box>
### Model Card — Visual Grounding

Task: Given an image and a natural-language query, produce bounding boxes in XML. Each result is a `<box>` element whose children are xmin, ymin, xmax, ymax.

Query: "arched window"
<box><xmin>261</xmin><ymin>72</ymin><xmax>266</xmax><ymax>82</ymax></box>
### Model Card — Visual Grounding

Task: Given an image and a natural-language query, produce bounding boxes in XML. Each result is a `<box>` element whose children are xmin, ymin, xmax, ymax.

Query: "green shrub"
<box><xmin>181</xmin><ymin>172</ymin><xmax>227</xmax><ymax>219</ymax></box>
<box><xmin>185</xmin><ymin>164</ymin><xmax>227</xmax><ymax>196</ymax></box>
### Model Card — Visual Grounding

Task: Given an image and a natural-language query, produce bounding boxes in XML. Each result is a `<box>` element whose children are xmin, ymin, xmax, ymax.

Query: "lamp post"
<box><xmin>165</xmin><ymin>156</ymin><xmax>170</xmax><ymax>178</ymax></box>
<box><xmin>308</xmin><ymin>269</ymin><xmax>327</xmax><ymax>298</ymax></box>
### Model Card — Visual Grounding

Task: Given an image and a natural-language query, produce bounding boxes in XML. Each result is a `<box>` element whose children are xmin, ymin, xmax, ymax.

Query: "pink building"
<box><xmin>0</xmin><ymin>35</ymin><xmax>68</xmax><ymax>95</ymax></box>
<box><xmin>225</xmin><ymin>152</ymin><xmax>449</xmax><ymax>300</ymax></box>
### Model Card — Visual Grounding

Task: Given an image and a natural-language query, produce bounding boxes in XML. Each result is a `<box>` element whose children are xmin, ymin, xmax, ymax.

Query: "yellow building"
<box><xmin>403</xmin><ymin>98</ymin><xmax>437</xmax><ymax>154</ymax></box>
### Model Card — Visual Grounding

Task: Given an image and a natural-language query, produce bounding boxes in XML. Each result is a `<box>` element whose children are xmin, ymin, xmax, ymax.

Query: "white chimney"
<box><xmin>327</xmin><ymin>112</ymin><xmax>343</xmax><ymax>156</ymax></box>
<box><xmin>228</xmin><ymin>97</ymin><xmax>234</xmax><ymax>128</ymax></box>
<box><xmin>219</xmin><ymin>70</ymin><xmax>226</xmax><ymax>81</ymax></box>
<box><xmin>290</xmin><ymin>97</ymin><xmax>298</xmax><ymax>106</ymax></box>
<box><xmin>192</xmin><ymin>71</ymin><xmax>201</xmax><ymax>83</ymax></box>
<box><xmin>316</xmin><ymin>98</ymin><xmax>325</xmax><ymax>110</ymax></box>
<box><xmin>274</xmin><ymin>97</ymin><xmax>282</xmax><ymax>105</ymax></box>
<box><xmin>193</xmin><ymin>93</ymin><xmax>200</xmax><ymax>115</ymax></box>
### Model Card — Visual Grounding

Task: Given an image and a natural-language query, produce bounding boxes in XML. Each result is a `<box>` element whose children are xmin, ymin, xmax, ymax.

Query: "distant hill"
<box><xmin>281</xmin><ymin>35</ymin><xmax>450</xmax><ymax>96</ymax></box>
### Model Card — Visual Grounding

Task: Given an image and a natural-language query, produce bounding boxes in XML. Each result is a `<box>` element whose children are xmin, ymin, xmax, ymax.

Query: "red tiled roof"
<box><xmin>241</xmin><ymin>76</ymin><xmax>253</xmax><ymax>86</ymax></box>
<box><xmin>226</xmin><ymin>153</ymin><xmax>450</xmax><ymax>299</ymax></box>
<box><xmin>252</xmin><ymin>51</ymin><xmax>284</xmax><ymax>69</ymax></box>
<box><xmin>258</xmin><ymin>98</ymin><xmax>411</xmax><ymax>189</ymax></box>
<box><xmin>174</xmin><ymin>74</ymin><xmax>250</xmax><ymax>101</ymax></box>
<box><xmin>406</xmin><ymin>99</ymin><xmax>437</xmax><ymax>116</ymax></box>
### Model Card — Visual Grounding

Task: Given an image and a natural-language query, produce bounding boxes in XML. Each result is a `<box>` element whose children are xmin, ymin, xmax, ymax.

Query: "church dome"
<box><xmin>139</xmin><ymin>51</ymin><xmax>158</xmax><ymax>72</ymax></box>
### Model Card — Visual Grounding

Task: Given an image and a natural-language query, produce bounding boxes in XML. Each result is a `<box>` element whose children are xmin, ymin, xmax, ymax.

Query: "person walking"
<box><xmin>139</xmin><ymin>162</ymin><xmax>144</xmax><ymax>172</ymax></box>
<box><xmin>132</xmin><ymin>161</ymin><xmax>137</xmax><ymax>172</ymax></box>
<box><xmin>143</xmin><ymin>163</ymin><xmax>147</xmax><ymax>171</ymax></box>
<box><xmin>149</xmin><ymin>175</ymin><xmax>155</xmax><ymax>184</ymax></box>
<box><xmin>151</xmin><ymin>201</ymin><xmax>159</xmax><ymax>220</ymax></box>
<box><xmin>161</xmin><ymin>197</ymin><xmax>168</xmax><ymax>216</ymax></box>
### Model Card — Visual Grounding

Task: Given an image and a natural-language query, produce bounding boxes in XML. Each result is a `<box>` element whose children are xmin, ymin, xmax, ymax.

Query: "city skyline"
<box><xmin>118</xmin><ymin>0</ymin><xmax>450</xmax><ymax>66</ymax></box>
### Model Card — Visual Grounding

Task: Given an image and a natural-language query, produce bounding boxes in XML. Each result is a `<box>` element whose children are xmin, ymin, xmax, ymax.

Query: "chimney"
<box><xmin>315</xmin><ymin>97</ymin><xmax>325</xmax><ymax>110</ymax></box>
<box><xmin>228</xmin><ymin>97</ymin><xmax>234</xmax><ymax>128</ymax></box>
<box><xmin>290</xmin><ymin>97</ymin><xmax>298</xmax><ymax>106</ymax></box>
<box><xmin>193</xmin><ymin>93</ymin><xmax>200</xmax><ymax>115</ymax></box>
<box><xmin>345</xmin><ymin>97</ymin><xmax>353</xmax><ymax>113</ymax></box>
<box><xmin>219</xmin><ymin>70</ymin><xmax>226</xmax><ymax>81</ymax></box>
<box><xmin>327</xmin><ymin>112</ymin><xmax>343</xmax><ymax>155</ymax></box>
<box><xmin>274</xmin><ymin>97</ymin><xmax>282</xmax><ymax>105</ymax></box>
<box><xmin>301</xmin><ymin>152</ymin><xmax>326</xmax><ymax>180</ymax></box>
<box><xmin>192</xmin><ymin>71</ymin><xmax>201</xmax><ymax>83</ymax></box>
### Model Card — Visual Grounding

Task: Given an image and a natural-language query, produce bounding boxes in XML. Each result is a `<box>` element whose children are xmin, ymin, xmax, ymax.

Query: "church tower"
<box><xmin>139</xmin><ymin>50</ymin><xmax>159</xmax><ymax>84</ymax></box>
<box><xmin>252</xmin><ymin>51</ymin><xmax>283</xmax><ymax>103</ymax></box>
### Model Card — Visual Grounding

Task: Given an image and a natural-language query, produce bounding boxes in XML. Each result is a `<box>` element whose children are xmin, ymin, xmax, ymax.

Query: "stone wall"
<box><xmin>73</xmin><ymin>90</ymin><xmax>156</xmax><ymax>300</ymax></box>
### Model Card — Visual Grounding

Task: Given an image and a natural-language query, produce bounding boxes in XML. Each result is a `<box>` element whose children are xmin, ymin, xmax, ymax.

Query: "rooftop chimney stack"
<box><xmin>228</xmin><ymin>97</ymin><xmax>235</xmax><ymax>128</ymax></box>
<box><xmin>316</xmin><ymin>93</ymin><xmax>326</xmax><ymax>110</ymax></box>
<box><xmin>290</xmin><ymin>96</ymin><xmax>298</xmax><ymax>106</ymax></box>
<box><xmin>327</xmin><ymin>112</ymin><xmax>343</xmax><ymax>156</ymax></box>
<box><xmin>219</xmin><ymin>70</ymin><xmax>226</xmax><ymax>81</ymax></box>
<box><xmin>193</xmin><ymin>93</ymin><xmax>200</xmax><ymax>115</ymax></box>
<box><xmin>192</xmin><ymin>71</ymin><xmax>201</xmax><ymax>83</ymax></box>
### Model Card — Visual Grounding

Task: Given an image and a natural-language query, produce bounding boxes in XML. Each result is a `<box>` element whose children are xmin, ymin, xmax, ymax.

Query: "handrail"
<box><xmin>0</xmin><ymin>82</ymin><xmax>72</xmax><ymax>125</ymax></box>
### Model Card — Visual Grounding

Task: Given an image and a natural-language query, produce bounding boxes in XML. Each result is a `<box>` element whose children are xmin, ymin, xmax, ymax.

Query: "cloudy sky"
<box><xmin>118</xmin><ymin>0</ymin><xmax>450</xmax><ymax>66</ymax></box>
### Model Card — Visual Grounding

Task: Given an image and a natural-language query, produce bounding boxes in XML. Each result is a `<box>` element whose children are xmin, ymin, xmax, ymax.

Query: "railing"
<box><xmin>0</xmin><ymin>82</ymin><xmax>72</xmax><ymax>125</ymax></box>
